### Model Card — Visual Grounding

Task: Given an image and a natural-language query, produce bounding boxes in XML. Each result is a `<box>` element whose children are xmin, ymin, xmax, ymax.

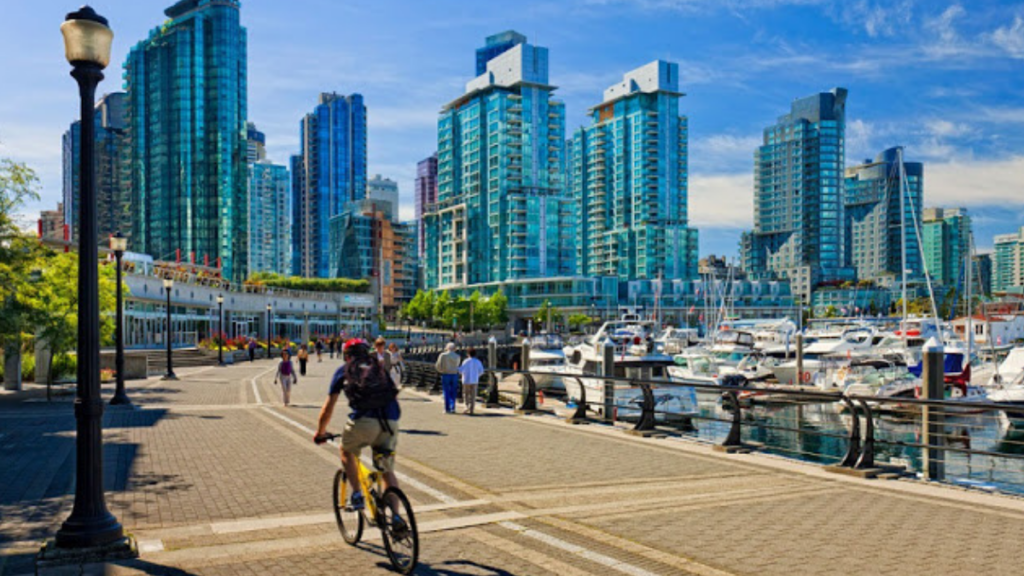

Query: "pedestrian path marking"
<box><xmin>499</xmin><ymin>521</ymin><xmax>663</xmax><ymax>576</ymax></box>
<box><xmin>250</xmin><ymin>366</ymin><xmax>275</xmax><ymax>405</ymax></box>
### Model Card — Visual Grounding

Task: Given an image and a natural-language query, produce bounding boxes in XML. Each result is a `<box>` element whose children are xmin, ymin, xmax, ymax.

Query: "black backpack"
<box><xmin>344</xmin><ymin>354</ymin><xmax>398</xmax><ymax>412</ymax></box>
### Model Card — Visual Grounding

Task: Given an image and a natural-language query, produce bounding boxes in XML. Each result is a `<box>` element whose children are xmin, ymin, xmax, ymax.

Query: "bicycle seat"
<box><xmin>372</xmin><ymin>449</ymin><xmax>394</xmax><ymax>471</ymax></box>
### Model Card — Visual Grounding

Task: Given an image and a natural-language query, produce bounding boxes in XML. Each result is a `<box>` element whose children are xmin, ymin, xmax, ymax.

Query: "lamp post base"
<box><xmin>162</xmin><ymin>373</ymin><xmax>178</xmax><ymax>381</ymax></box>
<box><xmin>39</xmin><ymin>534</ymin><xmax>137</xmax><ymax>570</ymax></box>
<box><xmin>109</xmin><ymin>393</ymin><xmax>132</xmax><ymax>406</ymax></box>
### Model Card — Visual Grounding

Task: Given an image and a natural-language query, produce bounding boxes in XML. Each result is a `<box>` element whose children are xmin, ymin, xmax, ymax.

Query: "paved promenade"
<box><xmin>4</xmin><ymin>357</ymin><xmax>1024</xmax><ymax>575</ymax></box>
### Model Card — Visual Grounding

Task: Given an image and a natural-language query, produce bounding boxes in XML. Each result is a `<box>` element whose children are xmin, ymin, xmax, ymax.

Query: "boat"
<box><xmin>562</xmin><ymin>321</ymin><xmax>697</xmax><ymax>422</ymax></box>
<box><xmin>655</xmin><ymin>327</ymin><xmax>700</xmax><ymax>355</ymax></box>
<box><xmin>987</xmin><ymin>347</ymin><xmax>1024</xmax><ymax>425</ymax></box>
<box><xmin>709</xmin><ymin>329</ymin><xmax>756</xmax><ymax>366</ymax></box>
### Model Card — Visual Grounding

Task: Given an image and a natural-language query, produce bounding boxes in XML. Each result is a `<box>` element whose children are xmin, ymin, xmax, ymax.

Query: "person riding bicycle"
<box><xmin>314</xmin><ymin>338</ymin><xmax>403</xmax><ymax>520</ymax></box>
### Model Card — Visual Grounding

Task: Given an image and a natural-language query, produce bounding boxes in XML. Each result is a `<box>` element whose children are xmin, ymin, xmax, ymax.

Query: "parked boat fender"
<box><xmin>538</xmin><ymin>390</ymin><xmax>545</xmax><ymax>405</ymax></box>
<box><xmin>802</xmin><ymin>371</ymin><xmax>812</xmax><ymax>384</ymax></box>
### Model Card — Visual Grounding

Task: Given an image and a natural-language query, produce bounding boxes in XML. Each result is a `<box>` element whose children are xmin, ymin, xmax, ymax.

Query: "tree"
<box><xmin>533</xmin><ymin>300</ymin><xmax>563</xmax><ymax>329</ymax></box>
<box><xmin>433</xmin><ymin>290</ymin><xmax>452</xmax><ymax>328</ymax></box>
<box><xmin>567</xmin><ymin>313</ymin><xmax>592</xmax><ymax>332</ymax></box>
<box><xmin>490</xmin><ymin>290</ymin><xmax>509</xmax><ymax>325</ymax></box>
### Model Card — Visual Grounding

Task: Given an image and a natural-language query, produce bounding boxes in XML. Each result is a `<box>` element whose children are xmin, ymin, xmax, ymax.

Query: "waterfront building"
<box><xmin>811</xmin><ymin>285</ymin><xmax>893</xmax><ymax>317</ymax></box>
<box><xmin>921</xmin><ymin>207</ymin><xmax>972</xmax><ymax>289</ymax></box>
<box><xmin>741</xmin><ymin>88</ymin><xmax>855</xmax><ymax>302</ymax></box>
<box><xmin>974</xmin><ymin>253</ymin><xmax>993</xmax><ymax>297</ymax></box>
<box><xmin>423</xmin><ymin>31</ymin><xmax>575</xmax><ymax>289</ymax></box>
<box><xmin>291</xmin><ymin>92</ymin><xmax>368</xmax><ymax>278</ymax></box>
<box><xmin>844</xmin><ymin>147</ymin><xmax>923</xmax><ymax>286</ymax></box>
<box><xmin>125</xmin><ymin>0</ymin><xmax>248</xmax><ymax>280</ymax></box>
<box><xmin>248</xmin><ymin>160</ymin><xmax>291</xmax><ymax>276</ymax></box>
<box><xmin>698</xmin><ymin>255</ymin><xmax>746</xmax><ymax>281</ymax></box>
<box><xmin>367</xmin><ymin>174</ymin><xmax>400</xmax><ymax>214</ymax></box>
<box><xmin>62</xmin><ymin>92</ymin><xmax>129</xmax><ymax>243</ymax></box>
<box><xmin>475</xmin><ymin>30</ymin><xmax>526</xmax><ymax>75</ymax></box>
<box><xmin>246</xmin><ymin>122</ymin><xmax>266</xmax><ymax>163</ymax></box>
<box><xmin>568</xmin><ymin>60</ymin><xmax>697</xmax><ymax>281</ymax></box>
<box><xmin>994</xmin><ymin>227</ymin><xmax>1024</xmax><ymax>293</ymax></box>
<box><xmin>414</xmin><ymin>153</ymin><xmax>438</xmax><ymax>259</ymax></box>
<box><xmin>39</xmin><ymin>203</ymin><xmax>65</xmax><ymax>241</ymax></box>
<box><xmin>328</xmin><ymin>198</ymin><xmax>417</xmax><ymax>316</ymax></box>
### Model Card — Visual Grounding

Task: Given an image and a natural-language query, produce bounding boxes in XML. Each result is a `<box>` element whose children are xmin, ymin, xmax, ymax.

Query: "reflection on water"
<box><xmin>684</xmin><ymin>399</ymin><xmax>1024</xmax><ymax>494</ymax></box>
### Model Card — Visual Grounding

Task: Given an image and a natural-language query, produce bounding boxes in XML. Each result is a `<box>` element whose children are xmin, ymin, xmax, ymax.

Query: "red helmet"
<box><xmin>342</xmin><ymin>338</ymin><xmax>369</xmax><ymax>353</ymax></box>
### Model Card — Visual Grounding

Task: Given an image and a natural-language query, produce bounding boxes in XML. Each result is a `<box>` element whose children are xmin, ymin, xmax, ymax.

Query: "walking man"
<box><xmin>459</xmin><ymin>347</ymin><xmax>485</xmax><ymax>415</ymax></box>
<box><xmin>435</xmin><ymin>343</ymin><xmax>461</xmax><ymax>414</ymax></box>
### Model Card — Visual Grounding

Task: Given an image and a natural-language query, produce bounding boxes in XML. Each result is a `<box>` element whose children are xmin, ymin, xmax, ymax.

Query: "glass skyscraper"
<box><xmin>124</xmin><ymin>0</ymin><xmax>248</xmax><ymax>280</ymax></box>
<box><xmin>475</xmin><ymin>30</ymin><xmax>526</xmax><ymax>76</ymax></box>
<box><xmin>742</xmin><ymin>88</ymin><xmax>854</xmax><ymax>301</ymax></box>
<box><xmin>922</xmin><ymin>207</ymin><xmax>973</xmax><ymax>289</ymax></box>
<box><xmin>844</xmin><ymin>147</ymin><xmax>923</xmax><ymax>286</ymax></box>
<box><xmin>62</xmin><ymin>92</ymin><xmax>129</xmax><ymax>244</ymax></box>
<box><xmin>568</xmin><ymin>60</ymin><xmax>697</xmax><ymax>281</ymax></box>
<box><xmin>415</xmin><ymin>153</ymin><xmax>438</xmax><ymax>259</ymax></box>
<box><xmin>993</xmin><ymin>227</ymin><xmax>1024</xmax><ymax>293</ymax></box>
<box><xmin>423</xmin><ymin>32</ymin><xmax>575</xmax><ymax>289</ymax></box>
<box><xmin>248</xmin><ymin>160</ymin><xmax>291</xmax><ymax>276</ymax></box>
<box><xmin>291</xmin><ymin>92</ymin><xmax>368</xmax><ymax>278</ymax></box>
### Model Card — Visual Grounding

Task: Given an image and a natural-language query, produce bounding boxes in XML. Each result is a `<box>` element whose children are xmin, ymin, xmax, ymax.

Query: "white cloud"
<box><xmin>834</xmin><ymin>0</ymin><xmax>914</xmax><ymax>38</ymax></box>
<box><xmin>689</xmin><ymin>172</ymin><xmax>754</xmax><ymax>228</ymax></box>
<box><xmin>925</xmin><ymin>156</ymin><xmax>1024</xmax><ymax>206</ymax></box>
<box><xmin>990</xmin><ymin>15</ymin><xmax>1024</xmax><ymax>59</ymax></box>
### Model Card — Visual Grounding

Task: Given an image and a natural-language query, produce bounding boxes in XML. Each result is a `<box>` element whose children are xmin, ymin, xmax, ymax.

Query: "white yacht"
<box><xmin>655</xmin><ymin>327</ymin><xmax>700</xmax><ymax>355</ymax></box>
<box><xmin>987</xmin><ymin>347</ymin><xmax>1024</xmax><ymax>425</ymax></box>
<box><xmin>709</xmin><ymin>330</ymin><xmax>757</xmax><ymax>366</ymax></box>
<box><xmin>562</xmin><ymin>321</ymin><xmax>697</xmax><ymax>422</ymax></box>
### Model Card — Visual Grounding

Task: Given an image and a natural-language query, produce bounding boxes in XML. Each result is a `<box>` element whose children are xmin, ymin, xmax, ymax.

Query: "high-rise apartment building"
<box><xmin>414</xmin><ymin>153</ymin><xmax>438</xmax><ymax>259</ymax></box>
<box><xmin>844</xmin><ymin>147</ymin><xmax>923</xmax><ymax>286</ymax></box>
<box><xmin>246</xmin><ymin>122</ymin><xmax>266</xmax><ymax>163</ymax></box>
<box><xmin>475</xmin><ymin>30</ymin><xmax>526</xmax><ymax>75</ymax></box>
<box><xmin>125</xmin><ymin>0</ymin><xmax>248</xmax><ymax>279</ymax></box>
<box><xmin>921</xmin><ymin>207</ymin><xmax>972</xmax><ymax>288</ymax></box>
<box><xmin>423</xmin><ymin>32</ymin><xmax>575</xmax><ymax>289</ymax></box>
<box><xmin>974</xmin><ymin>253</ymin><xmax>993</xmax><ymax>297</ymax></box>
<box><xmin>62</xmin><ymin>92</ymin><xmax>129</xmax><ymax>243</ymax></box>
<box><xmin>291</xmin><ymin>92</ymin><xmax>367</xmax><ymax>278</ymax></box>
<box><xmin>993</xmin><ymin>227</ymin><xmax>1024</xmax><ymax>293</ymax></box>
<box><xmin>39</xmin><ymin>203</ymin><xmax>65</xmax><ymax>241</ymax></box>
<box><xmin>367</xmin><ymin>174</ymin><xmax>400</xmax><ymax>214</ymax></box>
<box><xmin>248</xmin><ymin>160</ymin><xmax>291</xmax><ymax>276</ymax></box>
<box><xmin>741</xmin><ymin>88</ymin><xmax>854</xmax><ymax>301</ymax></box>
<box><xmin>568</xmin><ymin>60</ymin><xmax>697</xmax><ymax>281</ymax></box>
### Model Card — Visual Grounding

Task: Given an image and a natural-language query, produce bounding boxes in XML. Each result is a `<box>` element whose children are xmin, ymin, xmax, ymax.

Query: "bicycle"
<box><xmin>316</xmin><ymin>433</ymin><xmax>419</xmax><ymax>574</ymax></box>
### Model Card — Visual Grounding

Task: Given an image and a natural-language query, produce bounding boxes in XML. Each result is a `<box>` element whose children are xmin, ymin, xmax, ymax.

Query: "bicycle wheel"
<box><xmin>379</xmin><ymin>487</ymin><xmax>419</xmax><ymax>574</ymax></box>
<box><xmin>333</xmin><ymin>469</ymin><xmax>363</xmax><ymax>544</ymax></box>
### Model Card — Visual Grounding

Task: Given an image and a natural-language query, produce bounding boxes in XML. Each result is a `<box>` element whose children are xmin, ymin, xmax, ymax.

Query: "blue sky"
<box><xmin>1</xmin><ymin>0</ymin><xmax>1022</xmax><ymax>257</ymax></box>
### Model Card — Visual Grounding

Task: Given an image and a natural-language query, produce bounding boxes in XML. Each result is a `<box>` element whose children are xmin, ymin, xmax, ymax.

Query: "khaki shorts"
<box><xmin>341</xmin><ymin>417</ymin><xmax>398</xmax><ymax>472</ymax></box>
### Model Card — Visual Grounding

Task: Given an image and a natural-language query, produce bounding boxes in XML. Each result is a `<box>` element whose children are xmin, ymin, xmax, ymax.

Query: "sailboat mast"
<box><xmin>898</xmin><ymin>148</ymin><xmax>908</xmax><ymax>331</ymax></box>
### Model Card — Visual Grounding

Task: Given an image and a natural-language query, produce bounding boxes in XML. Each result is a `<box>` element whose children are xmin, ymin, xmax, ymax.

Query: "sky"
<box><xmin>1</xmin><ymin>0</ymin><xmax>1023</xmax><ymax>258</ymax></box>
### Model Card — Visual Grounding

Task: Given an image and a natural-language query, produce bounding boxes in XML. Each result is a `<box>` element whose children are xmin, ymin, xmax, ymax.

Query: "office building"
<box><xmin>367</xmin><ymin>174</ymin><xmax>400</xmax><ymax>213</ymax></box>
<box><xmin>844</xmin><ymin>147</ymin><xmax>923</xmax><ymax>286</ymax></box>
<box><xmin>994</xmin><ymin>227</ymin><xmax>1024</xmax><ymax>293</ymax></box>
<box><xmin>568</xmin><ymin>60</ymin><xmax>697</xmax><ymax>281</ymax></box>
<box><xmin>423</xmin><ymin>31</ymin><xmax>575</xmax><ymax>289</ymax></box>
<box><xmin>475</xmin><ymin>30</ymin><xmax>526</xmax><ymax>75</ymax></box>
<box><xmin>124</xmin><ymin>0</ymin><xmax>248</xmax><ymax>280</ymax></box>
<box><xmin>921</xmin><ymin>207</ymin><xmax>972</xmax><ymax>288</ymax></box>
<box><xmin>415</xmin><ymin>153</ymin><xmax>438</xmax><ymax>259</ymax></box>
<box><xmin>974</xmin><ymin>253</ymin><xmax>992</xmax><ymax>297</ymax></box>
<box><xmin>291</xmin><ymin>92</ymin><xmax>367</xmax><ymax>278</ymax></box>
<box><xmin>39</xmin><ymin>203</ymin><xmax>65</xmax><ymax>241</ymax></box>
<box><xmin>741</xmin><ymin>88</ymin><xmax>855</xmax><ymax>301</ymax></box>
<box><xmin>246</xmin><ymin>122</ymin><xmax>266</xmax><ymax>163</ymax></box>
<box><xmin>62</xmin><ymin>92</ymin><xmax>129</xmax><ymax>243</ymax></box>
<box><xmin>248</xmin><ymin>160</ymin><xmax>291</xmax><ymax>276</ymax></box>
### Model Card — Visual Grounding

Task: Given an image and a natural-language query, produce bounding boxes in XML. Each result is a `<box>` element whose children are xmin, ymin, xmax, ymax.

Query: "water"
<box><xmin>680</xmin><ymin>398</ymin><xmax>1024</xmax><ymax>495</ymax></box>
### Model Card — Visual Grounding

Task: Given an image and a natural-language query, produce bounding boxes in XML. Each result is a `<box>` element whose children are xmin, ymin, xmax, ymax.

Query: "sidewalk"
<box><xmin>3</xmin><ymin>357</ymin><xmax>1024</xmax><ymax>575</ymax></box>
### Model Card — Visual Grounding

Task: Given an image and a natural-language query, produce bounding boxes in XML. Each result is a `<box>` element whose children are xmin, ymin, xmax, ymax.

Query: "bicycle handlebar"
<box><xmin>314</xmin><ymin>432</ymin><xmax>340</xmax><ymax>444</ymax></box>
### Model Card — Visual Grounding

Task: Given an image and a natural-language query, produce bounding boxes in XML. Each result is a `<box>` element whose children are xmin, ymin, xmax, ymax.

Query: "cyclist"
<box><xmin>314</xmin><ymin>338</ymin><xmax>403</xmax><ymax>517</ymax></box>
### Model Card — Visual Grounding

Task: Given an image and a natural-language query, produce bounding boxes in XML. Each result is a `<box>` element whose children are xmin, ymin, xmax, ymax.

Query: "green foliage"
<box><xmin>52</xmin><ymin>353</ymin><xmax>77</xmax><ymax>381</ymax></box>
<box><xmin>567</xmin><ymin>313</ymin><xmax>594</xmax><ymax>330</ymax></box>
<box><xmin>246</xmin><ymin>272</ymin><xmax>369</xmax><ymax>293</ymax></box>
<box><xmin>401</xmin><ymin>288</ymin><xmax>508</xmax><ymax>330</ymax></box>
<box><xmin>0</xmin><ymin>159</ymin><xmax>45</xmax><ymax>350</ymax></box>
<box><xmin>533</xmin><ymin>300</ymin><xmax>564</xmax><ymax>327</ymax></box>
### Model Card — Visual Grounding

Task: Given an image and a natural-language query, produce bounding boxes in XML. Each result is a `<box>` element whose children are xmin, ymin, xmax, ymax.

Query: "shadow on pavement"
<box><xmin>401</xmin><ymin>429</ymin><xmax>447</xmax><ymax>436</ymax></box>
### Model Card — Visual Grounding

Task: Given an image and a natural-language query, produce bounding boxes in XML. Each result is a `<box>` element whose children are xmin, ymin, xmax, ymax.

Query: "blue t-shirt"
<box><xmin>329</xmin><ymin>364</ymin><xmax>401</xmax><ymax>421</ymax></box>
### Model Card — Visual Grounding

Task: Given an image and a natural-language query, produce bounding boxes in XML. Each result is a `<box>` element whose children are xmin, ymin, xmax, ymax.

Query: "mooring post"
<box><xmin>922</xmin><ymin>337</ymin><xmax>945</xmax><ymax>481</ymax></box>
<box><xmin>602</xmin><ymin>340</ymin><xmax>616</xmax><ymax>422</ymax></box>
<box><xmin>795</xmin><ymin>333</ymin><xmax>804</xmax><ymax>386</ymax></box>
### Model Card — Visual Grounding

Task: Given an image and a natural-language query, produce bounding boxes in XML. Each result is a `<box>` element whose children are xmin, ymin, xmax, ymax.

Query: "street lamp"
<box><xmin>266</xmin><ymin>303</ymin><xmax>273</xmax><ymax>359</ymax></box>
<box><xmin>109</xmin><ymin>232</ymin><xmax>130</xmax><ymax>406</ymax></box>
<box><xmin>217</xmin><ymin>295</ymin><xmax>225</xmax><ymax>366</ymax></box>
<box><xmin>55</xmin><ymin>5</ymin><xmax>125</xmax><ymax>549</ymax></box>
<box><xmin>162</xmin><ymin>278</ymin><xmax>176</xmax><ymax>380</ymax></box>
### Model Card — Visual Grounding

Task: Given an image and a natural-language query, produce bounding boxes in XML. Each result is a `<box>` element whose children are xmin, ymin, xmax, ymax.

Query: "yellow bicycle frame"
<box><xmin>341</xmin><ymin>459</ymin><xmax>381</xmax><ymax>519</ymax></box>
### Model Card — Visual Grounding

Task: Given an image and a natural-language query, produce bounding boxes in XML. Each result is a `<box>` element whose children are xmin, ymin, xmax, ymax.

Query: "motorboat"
<box><xmin>751</xmin><ymin>319</ymin><xmax>797</xmax><ymax>351</ymax></box>
<box><xmin>562</xmin><ymin>321</ymin><xmax>697</xmax><ymax>422</ymax></box>
<box><xmin>656</xmin><ymin>327</ymin><xmax>700</xmax><ymax>355</ymax></box>
<box><xmin>709</xmin><ymin>330</ymin><xmax>756</xmax><ymax>366</ymax></box>
<box><xmin>987</xmin><ymin>347</ymin><xmax>1024</xmax><ymax>425</ymax></box>
<box><xmin>526</xmin><ymin>348</ymin><xmax>568</xmax><ymax>391</ymax></box>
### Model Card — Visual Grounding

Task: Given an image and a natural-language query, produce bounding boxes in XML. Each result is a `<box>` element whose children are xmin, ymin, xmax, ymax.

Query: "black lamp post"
<box><xmin>217</xmin><ymin>295</ymin><xmax>225</xmax><ymax>366</ymax></box>
<box><xmin>55</xmin><ymin>5</ymin><xmax>125</xmax><ymax>549</ymax></box>
<box><xmin>162</xmin><ymin>278</ymin><xmax>177</xmax><ymax>380</ymax></box>
<box><xmin>361</xmin><ymin>313</ymin><xmax>368</xmax><ymax>339</ymax></box>
<box><xmin>266</xmin><ymin>303</ymin><xmax>273</xmax><ymax>359</ymax></box>
<box><xmin>109</xmin><ymin>232</ymin><xmax>130</xmax><ymax>405</ymax></box>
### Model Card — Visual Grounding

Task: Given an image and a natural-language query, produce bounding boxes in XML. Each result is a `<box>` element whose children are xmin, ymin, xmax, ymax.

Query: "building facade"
<box><xmin>414</xmin><ymin>153</ymin><xmax>438</xmax><ymax>259</ymax></box>
<box><xmin>423</xmin><ymin>32</ymin><xmax>575</xmax><ymax>289</ymax></box>
<box><xmin>246</xmin><ymin>122</ymin><xmax>266</xmax><ymax>163</ymax></box>
<box><xmin>291</xmin><ymin>92</ymin><xmax>368</xmax><ymax>278</ymax></box>
<box><xmin>921</xmin><ymin>207</ymin><xmax>972</xmax><ymax>289</ymax></box>
<box><xmin>994</xmin><ymin>227</ymin><xmax>1024</xmax><ymax>293</ymax></box>
<box><xmin>124</xmin><ymin>0</ymin><xmax>248</xmax><ymax>280</ymax></box>
<box><xmin>568</xmin><ymin>60</ymin><xmax>697</xmax><ymax>281</ymax></box>
<box><xmin>62</xmin><ymin>92</ymin><xmax>129</xmax><ymax>243</ymax></box>
<box><xmin>844</xmin><ymin>147</ymin><xmax>923</xmax><ymax>286</ymax></box>
<box><xmin>248</xmin><ymin>160</ymin><xmax>291</xmax><ymax>276</ymax></box>
<box><xmin>39</xmin><ymin>203</ymin><xmax>65</xmax><ymax>241</ymax></box>
<box><xmin>367</xmin><ymin>174</ymin><xmax>399</xmax><ymax>213</ymax></box>
<box><xmin>974</xmin><ymin>253</ymin><xmax>993</xmax><ymax>297</ymax></box>
<box><xmin>742</xmin><ymin>88</ymin><xmax>854</xmax><ymax>301</ymax></box>
<box><xmin>475</xmin><ymin>30</ymin><xmax>526</xmax><ymax>76</ymax></box>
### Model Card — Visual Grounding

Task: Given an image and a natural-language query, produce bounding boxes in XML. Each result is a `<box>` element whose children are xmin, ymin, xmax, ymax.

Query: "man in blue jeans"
<box><xmin>435</xmin><ymin>342</ymin><xmax>461</xmax><ymax>414</ymax></box>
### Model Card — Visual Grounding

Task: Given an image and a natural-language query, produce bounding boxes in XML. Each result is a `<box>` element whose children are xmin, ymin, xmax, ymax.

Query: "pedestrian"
<box><xmin>329</xmin><ymin>337</ymin><xmax>336</xmax><ymax>359</ymax></box>
<box><xmin>274</xmin><ymin>349</ymin><xmax>298</xmax><ymax>406</ymax></box>
<box><xmin>297</xmin><ymin>345</ymin><xmax>309</xmax><ymax>376</ymax></box>
<box><xmin>247</xmin><ymin>338</ymin><xmax>256</xmax><ymax>363</ymax></box>
<box><xmin>315</xmin><ymin>338</ymin><xmax>324</xmax><ymax>362</ymax></box>
<box><xmin>435</xmin><ymin>343</ymin><xmax>461</xmax><ymax>414</ymax></box>
<box><xmin>374</xmin><ymin>337</ymin><xmax>392</xmax><ymax>374</ymax></box>
<box><xmin>459</xmin><ymin>347</ymin><xmax>485</xmax><ymax>415</ymax></box>
<box><xmin>388</xmin><ymin>342</ymin><xmax>404</xmax><ymax>387</ymax></box>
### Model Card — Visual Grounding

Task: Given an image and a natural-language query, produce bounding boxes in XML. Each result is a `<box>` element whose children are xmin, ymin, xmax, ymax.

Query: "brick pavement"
<box><xmin>5</xmin><ymin>356</ymin><xmax>1024</xmax><ymax>575</ymax></box>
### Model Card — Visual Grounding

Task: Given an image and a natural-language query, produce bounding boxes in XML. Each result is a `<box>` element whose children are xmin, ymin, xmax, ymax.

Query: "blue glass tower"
<box><xmin>125</xmin><ymin>0</ymin><xmax>248</xmax><ymax>280</ymax></box>
<box><xmin>475</xmin><ymin>31</ymin><xmax>526</xmax><ymax>75</ymax></box>
<box><xmin>568</xmin><ymin>61</ymin><xmax>698</xmax><ymax>281</ymax></box>
<box><xmin>291</xmin><ymin>92</ymin><xmax>368</xmax><ymax>278</ymax></box>
<box><xmin>248</xmin><ymin>160</ymin><xmax>291</xmax><ymax>276</ymax></box>
<box><xmin>742</xmin><ymin>88</ymin><xmax>855</xmax><ymax>301</ymax></box>
<box><xmin>423</xmin><ymin>32</ymin><xmax>575</xmax><ymax>289</ymax></box>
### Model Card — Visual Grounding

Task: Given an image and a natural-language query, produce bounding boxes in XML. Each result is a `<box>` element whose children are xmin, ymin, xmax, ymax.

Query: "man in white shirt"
<box><xmin>458</xmin><ymin>347</ymin><xmax>485</xmax><ymax>415</ymax></box>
